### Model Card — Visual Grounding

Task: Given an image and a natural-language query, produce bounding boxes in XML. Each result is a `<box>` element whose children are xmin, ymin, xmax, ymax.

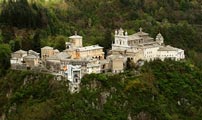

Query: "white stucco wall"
<box><xmin>143</xmin><ymin>46</ymin><xmax>160</xmax><ymax>61</ymax></box>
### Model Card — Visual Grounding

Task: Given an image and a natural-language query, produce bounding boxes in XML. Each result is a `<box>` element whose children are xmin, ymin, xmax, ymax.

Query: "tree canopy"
<box><xmin>0</xmin><ymin>44</ymin><xmax>11</xmax><ymax>76</ymax></box>
<box><xmin>0</xmin><ymin>60</ymin><xmax>202</xmax><ymax>119</ymax></box>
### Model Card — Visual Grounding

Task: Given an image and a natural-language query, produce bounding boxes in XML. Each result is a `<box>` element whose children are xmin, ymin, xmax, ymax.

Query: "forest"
<box><xmin>0</xmin><ymin>0</ymin><xmax>202</xmax><ymax>69</ymax></box>
<box><xmin>0</xmin><ymin>0</ymin><xmax>202</xmax><ymax>119</ymax></box>
<box><xmin>0</xmin><ymin>60</ymin><xmax>202</xmax><ymax>119</ymax></box>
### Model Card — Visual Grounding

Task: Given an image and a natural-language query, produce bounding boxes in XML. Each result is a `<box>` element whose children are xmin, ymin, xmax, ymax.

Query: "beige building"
<box><xmin>23</xmin><ymin>55</ymin><xmax>39</xmax><ymax>68</ymax></box>
<box><xmin>63</xmin><ymin>49</ymin><xmax>77</xmax><ymax>59</ymax></box>
<box><xmin>40</xmin><ymin>32</ymin><xmax>105</xmax><ymax>75</ymax></box>
<box><xmin>77</xmin><ymin>45</ymin><xmax>104</xmax><ymax>59</ymax></box>
<box><xmin>25</xmin><ymin>50</ymin><xmax>40</xmax><ymax>68</ymax></box>
<box><xmin>87</xmin><ymin>63</ymin><xmax>101</xmax><ymax>74</ymax></box>
<box><xmin>60</xmin><ymin>58</ymin><xmax>105</xmax><ymax>76</ymax></box>
<box><xmin>107</xmin><ymin>55</ymin><xmax>124</xmax><ymax>73</ymax></box>
<box><xmin>99</xmin><ymin>59</ymin><xmax>110</xmax><ymax>73</ymax></box>
<box><xmin>68</xmin><ymin>33</ymin><xmax>83</xmax><ymax>48</ymax></box>
<box><xmin>64</xmin><ymin>33</ymin><xmax>104</xmax><ymax>60</ymax></box>
<box><xmin>41</xmin><ymin>46</ymin><xmax>59</xmax><ymax>60</ymax></box>
<box><xmin>157</xmin><ymin>45</ymin><xmax>185</xmax><ymax>61</ymax></box>
<box><xmin>64</xmin><ymin>45</ymin><xmax>104</xmax><ymax>60</ymax></box>
<box><xmin>45</xmin><ymin>52</ymin><xmax>71</xmax><ymax>72</ymax></box>
<box><xmin>10</xmin><ymin>49</ymin><xmax>40</xmax><ymax>69</ymax></box>
<box><xmin>10</xmin><ymin>50</ymin><xmax>27</xmax><ymax>65</ymax></box>
<box><xmin>41</xmin><ymin>46</ymin><xmax>54</xmax><ymax>60</ymax></box>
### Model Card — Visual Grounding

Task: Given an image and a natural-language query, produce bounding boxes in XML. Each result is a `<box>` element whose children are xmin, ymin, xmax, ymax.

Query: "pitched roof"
<box><xmin>41</xmin><ymin>46</ymin><xmax>53</xmax><ymax>49</ymax></box>
<box><xmin>158</xmin><ymin>45</ymin><xmax>178</xmax><ymax>51</ymax></box>
<box><xmin>128</xmin><ymin>34</ymin><xmax>142</xmax><ymax>40</ymax></box>
<box><xmin>107</xmin><ymin>54</ymin><xmax>124</xmax><ymax>60</ymax></box>
<box><xmin>14</xmin><ymin>49</ymin><xmax>27</xmax><ymax>54</ymax></box>
<box><xmin>134</xmin><ymin>31</ymin><xmax>149</xmax><ymax>36</ymax></box>
<box><xmin>69</xmin><ymin>35</ymin><xmax>82</xmax><ymax>39</ymax></box>
<box><xmin>47</xmin><ymin>52</ymin><xmax>70</xmax><ymax>60</ymax></box>
<box><xmin>28</xmin><ymin>50</ymin><xmax>40</xmax><ymax>56</ymax></box>
<box><xmin>24</xmin><ymin>55</ymin><xmax>38</xmax><ymax>59</ymax></box>
<box><xmin>78</xmin><ymin>45</ymin><xmax>103</xmax><ymax>51</ymax></box>
<box><xmin>54</xmin><ymin>49</ymin><xmax>60</xmax><ymax>53</ymax></box>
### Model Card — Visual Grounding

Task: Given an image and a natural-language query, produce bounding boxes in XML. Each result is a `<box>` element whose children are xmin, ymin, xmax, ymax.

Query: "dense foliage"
<box><xmin>0</xmin><ymin>60</ymin><xmax>202</xmax><ymax>119</ymax></box>
<box><xmin>0</xmin><ymin>0</ymin><xmax>202</xmax><ymax>119</ymax></box>
<box><xmin>0</xmin><ymin>44</ymin><xmax>11</xmax><ymax>76</ymax></box>
<box><xmin>0</xmin><ymin>0</ymin><xmax>202</xmax><ymax>63</ymax></box>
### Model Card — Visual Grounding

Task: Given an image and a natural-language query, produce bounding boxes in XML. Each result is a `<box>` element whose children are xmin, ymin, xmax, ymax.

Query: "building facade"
<box><xmin>10</xmin><ymin>28</ymin><xmax>185</xmax><ymax>93</ymax></box>
<box><xmin>65</xmin><ymin>33</ymin><xmax>104</xmax><ymax>60</ymax></box>
<box><xmin>10</xmin><ymin>50</ymin><xmax>27</xmax><ymax>65</ymax></box>
<box><xmin>110</xmin><ymin>28</ymin><xmax>185</xmax><ymax>63</ymax></box>
<box><xmin>10</xmin><ymin>49</ymin><xmax>40</xmax><ymax>69</ymax></box>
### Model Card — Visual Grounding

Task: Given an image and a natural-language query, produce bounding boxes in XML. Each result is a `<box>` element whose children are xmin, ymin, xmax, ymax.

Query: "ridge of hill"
<box><xmin>0</xmin><ymin>1</ymin><xmax>202</xmax><ymax>119</ymax></box>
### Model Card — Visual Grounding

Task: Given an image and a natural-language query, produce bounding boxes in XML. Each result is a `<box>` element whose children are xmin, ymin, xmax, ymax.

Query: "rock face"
<box><xmin>136</xmin><ymin>112</ymin><xmax>151</xmax><ymax>120</ymax></box>
<box><xmin>89</xmin><ymin>79</ymin><xmax>102</xmax><ymax>90</ymax></box>
<box><xmin>100</xmin><ymin>91</ymin><xmax>110</xmax><ymax>105</ymax></box>
<box><xmin>0</xmin><ymin>113</ymin><xmax>5</xmax><ymax>120</ymax></box>
<box><xmin>128</xmin><ymin>113</ymin><xmax>132</xmax><ymax>120</ymax></box>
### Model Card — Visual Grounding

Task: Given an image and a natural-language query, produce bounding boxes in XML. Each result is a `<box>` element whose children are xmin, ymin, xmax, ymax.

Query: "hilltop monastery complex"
<box><xmin>110</xmin><ymin>28</ymin><xmax>184</xmax><ymax>62</ymax></box>
<box><xmin>10</xmin><ymin>28</ymin><xmax>185</xmax><ymax>93</ymax></box>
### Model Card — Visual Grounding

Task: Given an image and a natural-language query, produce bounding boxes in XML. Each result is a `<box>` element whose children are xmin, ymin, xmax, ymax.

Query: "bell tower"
<box><xmin>69</xmin><ymin>31</ymin><xmax>83</xmax><ymax>48</ymax></box>
<box><xmin>113</xmin><ymin>28</ymin><xmax>128</xmax><ymax>47</ymax></box>
<box><xmin>156</xmin><ymin>33</ymin><xmax>164</xmax><ymax>45</ymax></box>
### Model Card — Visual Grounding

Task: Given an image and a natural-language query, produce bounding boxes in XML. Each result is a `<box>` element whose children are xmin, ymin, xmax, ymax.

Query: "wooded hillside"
<box><xmin>0</xmin><ymin>0</ymin><xmax>202</xmax><ymax>68</ymax></box>
<box><xmin>0</xmin><ymin>1</ymin><xmax>202</xmax><ymax>119</ymax></box>
<box><xmin>0</xmin><ymin>60</ymin><xmax>202</xmax><ymax>119</ymax></box>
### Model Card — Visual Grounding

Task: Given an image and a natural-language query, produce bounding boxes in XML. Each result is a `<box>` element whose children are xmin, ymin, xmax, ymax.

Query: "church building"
<box><xmin>108</xmin><ymin>28</ymin><xmax>185</xmax><ymax>70</ymax></box>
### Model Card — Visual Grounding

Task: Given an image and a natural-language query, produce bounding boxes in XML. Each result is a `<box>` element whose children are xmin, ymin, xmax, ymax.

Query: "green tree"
<box><xmin>31</xmin><ymin>30</ymin><xmax>41</xmax><ymax>53</ymax></box>
<box><xmin>0</xmin><ymin>33</ymin><xmax>3</xmax><ymax>44</ymax></box>
<box><xmin>0</xmin><ymin>44</ymin><xmax>11</xmax><ymax>76</ymax></box>
<box><xmin>180</xmin><ymin>0</ymin><xmax>190</xmax><ymax>11</ymax></box>
<box><xmin>54</xmin><ymin>35</ymin><xmax>67</xmax><ymax>51</ymax></box>
<box><xmin>98</xmin><ymin>29</ymin><xmax>113</xmax><ymax>52</ymax></box>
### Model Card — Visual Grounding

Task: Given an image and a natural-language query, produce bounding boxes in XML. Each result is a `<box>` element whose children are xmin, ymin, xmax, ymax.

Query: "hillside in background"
<box><xmin>0</xmin><ymin>0</ymin><xmax>202</xmax><ymax>119</ymax></box>
<box><xmin>0</xmin><ymin>0</ymin><xmax>202</xmax><ymax>68</ymax></box>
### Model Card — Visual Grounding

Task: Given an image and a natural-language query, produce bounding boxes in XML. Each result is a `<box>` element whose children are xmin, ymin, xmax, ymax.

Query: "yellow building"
<box><xmin>64</xmin><ymin>33</ymin><xmax>104</xmax><ymax>60</ymax></box>
<box><xmin>107</xmin><ymin>55</ymin><xmax>124</xmax><ymax>73</ymax></box>
<box><xmin>68</xmin><ymin>33</ymin><xmax>83</xmax><ymax>48</ymax></box>
<box><xmin>41</xmin><ymin>46</ymin><xmax>54</xmax><ymax>60</ymax></box>
<box><xmin>23</xmin><ymin>55</ymin><xmax>39</xmax><ymax>68</ymax></box>
<box><xmin>41</xmin><ymin>46</ymin><xmax>59</xmax><ymax>60</ymax></box>
<box><xmin>77</xmin><ymin>45</ymin><xmax>104</xmax><ymax>59</ymax></box>
<box><xmin>63</xmin><ymin>49</ymin><xmax>77</xmax><ymax>59</ymax></box>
